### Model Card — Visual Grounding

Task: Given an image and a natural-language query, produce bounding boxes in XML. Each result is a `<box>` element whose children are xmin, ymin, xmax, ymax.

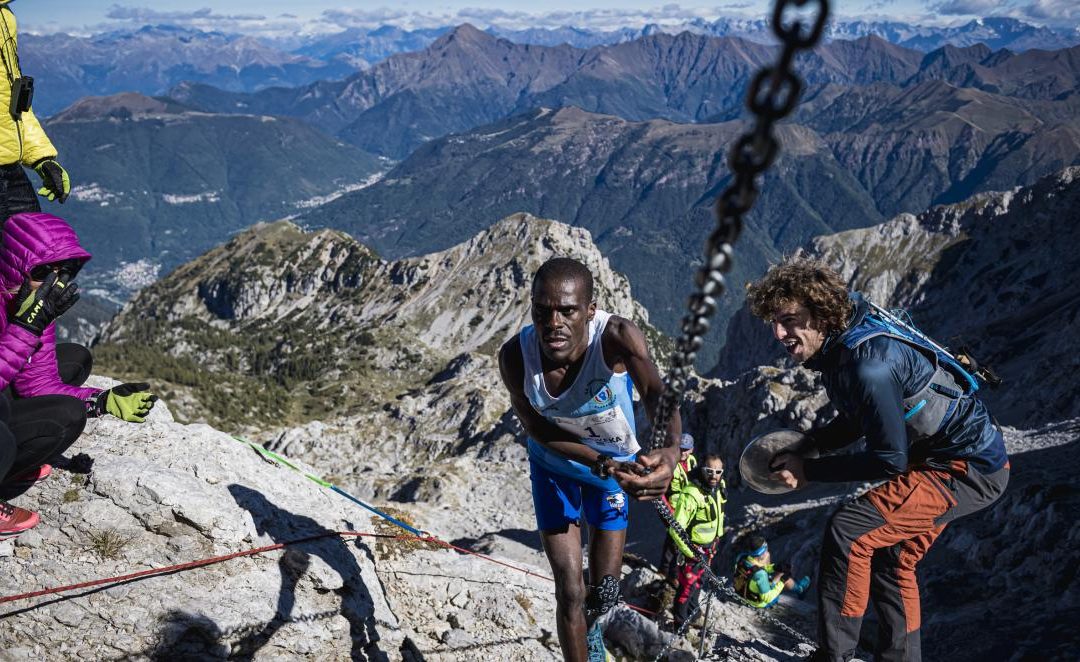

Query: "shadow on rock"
<box><xmin>227</xmin><ymin>484</ymin><xmax>388</xmax><ymax>661</ymax></box>
<box><xmin>451</xmin><ymin>527</ymin><xmax>544</xmax><ymax>553</ymax></box>
<box><xmin>147</xmin><ymin>610</ymin><xmax>229</xmax><ymax>661</ymax></box>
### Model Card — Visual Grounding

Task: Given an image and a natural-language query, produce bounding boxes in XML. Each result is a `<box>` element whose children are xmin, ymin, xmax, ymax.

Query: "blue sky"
<box><xmin>13</xmin><ymin>1</ymin><xmax>1079</xmax><ymax>36</ymax></box>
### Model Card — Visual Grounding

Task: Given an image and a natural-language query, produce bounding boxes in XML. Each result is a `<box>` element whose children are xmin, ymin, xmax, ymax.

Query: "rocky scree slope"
<box><xmin>0</xmin><ymin>379</ymin><xmax>567</xmax><ymax>661</ymax></box>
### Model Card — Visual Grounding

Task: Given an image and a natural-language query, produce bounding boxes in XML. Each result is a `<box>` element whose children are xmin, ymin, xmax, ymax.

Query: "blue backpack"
<box><xmin>840</xmin><ymin>301</ymin><xmax>986</xmax><ymax>440</ymax></box>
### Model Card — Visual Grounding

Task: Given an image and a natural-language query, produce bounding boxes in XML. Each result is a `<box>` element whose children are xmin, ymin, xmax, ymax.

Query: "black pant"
<box><xmin>0</xmin><ymin>162</ymin><xmax>41</xmax><ymax>228</ymax></box>
<box><xmin>0</xmin><ymin>344</ymin><xmax>92</xmax><ymax>482</ymax></box>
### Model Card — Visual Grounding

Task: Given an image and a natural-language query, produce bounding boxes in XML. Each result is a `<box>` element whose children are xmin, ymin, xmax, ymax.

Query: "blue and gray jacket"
<box><xmin>803</xmin><ymin>293</ymin><xmax>1008</xmax><ymax>482</ymax></box>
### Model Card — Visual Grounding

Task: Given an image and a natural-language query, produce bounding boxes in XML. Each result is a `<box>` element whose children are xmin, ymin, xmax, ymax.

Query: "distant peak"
<box><xmin>447</xmin><ymin>23</ymin><xmax>489</xmax><ymax>42</ymax></box>
<box><xmin>50</xmin><ymin>92</ymin><xmax>193</xmax><ymax>123</ymax></box>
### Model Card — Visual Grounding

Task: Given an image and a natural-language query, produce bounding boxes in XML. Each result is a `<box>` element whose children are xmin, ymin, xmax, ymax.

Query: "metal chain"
<box><xmin>640</xmin><ymin>0</ymin><xmax>831</xmax><ymax>601</ymax></box>
<box><xmin>644</xmin><ymin>0</ymin><xmax>830</xmax><ymax>453</ymax></box>
<box><xmin>651</xmin><ymin>596</ymin><xmax>704</xmax><ymax>662</ymax></box>
<box><xmin>641</xmin><ymin>4</ymin><xmax>830</xmax><ymax>657</ymax></box>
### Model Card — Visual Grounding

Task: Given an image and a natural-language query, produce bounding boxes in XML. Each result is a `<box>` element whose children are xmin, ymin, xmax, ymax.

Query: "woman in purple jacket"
<box><xmin>0</xmin><ymin>212</ymin><xmax>156</xmax><ymax>538</ymax></box>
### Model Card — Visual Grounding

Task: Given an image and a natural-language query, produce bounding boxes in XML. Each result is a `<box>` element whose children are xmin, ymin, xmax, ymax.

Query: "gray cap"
<box><xmin>679</xmin><ymin>433</ymin><xmax>694</xmax><ymax>451</ymax></box>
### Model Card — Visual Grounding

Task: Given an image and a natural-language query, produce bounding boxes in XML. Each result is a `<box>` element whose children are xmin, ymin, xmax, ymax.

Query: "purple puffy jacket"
<box><xmin>0</xmin><ymin>212</ymin><xmax>100</xmax><ymax>400</ymax></box>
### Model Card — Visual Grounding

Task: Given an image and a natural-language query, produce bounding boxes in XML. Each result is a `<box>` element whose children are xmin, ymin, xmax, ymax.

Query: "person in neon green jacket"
<box><xmin>669</xmin><ymin>432</ymin><xmax>697</xmax><ymax>496</ymax></box>
<box><xmin>0</xmin><ymin>0</ymin><xmax>71</xmax><ymax>225</ymax></box>
<box><xmin>668</xmin><ymin>454</ymin><xmax>726</xmax><ymax>625</ymax></box>
<box><xmin>660</xmin><ymin>432</ymin><xmax>698</xmax><ymax>586</ymax></box>
<box><xmin>733</xmin><ymin>535</ymin><xmax>811</xmax><ymax>608</ymax></box>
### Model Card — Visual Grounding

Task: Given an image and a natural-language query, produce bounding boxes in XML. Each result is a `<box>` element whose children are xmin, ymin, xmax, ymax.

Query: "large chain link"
<box><xmin>642</xmin><ymin>0</ymin><xmax>830</xmax><ymax>575</ymax></box>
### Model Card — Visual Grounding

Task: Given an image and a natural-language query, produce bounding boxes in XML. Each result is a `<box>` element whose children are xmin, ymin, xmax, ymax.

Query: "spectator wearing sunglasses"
<box><xmin>668</xmin><ymin>454</ymin><xmax>727</xmax><ymax>626</ymax></box>
<box><xmin>0</xmin><ymin>212</ymin><xmax>156</xmax><ymax>539</ymax></box>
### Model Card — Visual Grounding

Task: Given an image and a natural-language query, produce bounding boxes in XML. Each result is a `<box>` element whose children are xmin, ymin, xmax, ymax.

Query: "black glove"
<box><xmin>10</xmin><ymin>272</ymin><xmax>79</xmax><ymax>335</ymax></box>
<box><xmin>33</xmin><ymin>158</ymin><xmax>71</xmax><ymax>203</ymax></box>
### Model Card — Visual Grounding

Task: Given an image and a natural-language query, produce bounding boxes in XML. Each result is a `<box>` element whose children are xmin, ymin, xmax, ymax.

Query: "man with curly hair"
<box><xmin>745</xmin><ymin>257</ymin><xmax>1009</xmax><ymax>662</ymax></box>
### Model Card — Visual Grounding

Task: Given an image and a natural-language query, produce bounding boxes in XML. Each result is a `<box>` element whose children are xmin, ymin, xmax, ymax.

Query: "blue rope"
<box><xmin>231</xmin><ymin>435</ymin><xmax>427</xmax><ymax>538</ymax></box>
<box><xmin>329</xmin><ymin>485</ymin><xmax>426</xmax><ymax>537</ymax></box>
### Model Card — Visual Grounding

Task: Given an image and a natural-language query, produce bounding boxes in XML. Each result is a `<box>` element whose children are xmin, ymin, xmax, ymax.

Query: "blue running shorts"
<box><xmin>528</xmin><ymin>439</ymin><xmax>633</xmax><ymax>531</ymax></box>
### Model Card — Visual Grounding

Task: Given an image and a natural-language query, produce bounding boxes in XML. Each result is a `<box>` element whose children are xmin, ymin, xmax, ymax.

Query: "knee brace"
<box><xmin>584</xmin><ymin>574</ymin><xmax>621</xmax><ymax>620</ymax></box>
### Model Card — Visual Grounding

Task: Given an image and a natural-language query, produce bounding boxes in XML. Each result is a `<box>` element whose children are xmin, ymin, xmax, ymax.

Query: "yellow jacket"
<box><xmin>0</xmin><ymin>2</ymin><xmax>57</xmax><ymax>166</ymax></box>
<box><xmin>668</xmin><ymin>454</ymin><xmax>697</xmax><ymax>498</ymax></box>
<box><xmin>667</xmin><ymin>477</ymin><xmax>725</xmax><ymax>558</ymax></box>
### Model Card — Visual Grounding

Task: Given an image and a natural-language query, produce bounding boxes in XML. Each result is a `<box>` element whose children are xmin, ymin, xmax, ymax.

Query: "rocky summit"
<box><xmin>6</xmin><ymin>176</ymin><xmax>1078</xmax><ymax>659</ymax></box>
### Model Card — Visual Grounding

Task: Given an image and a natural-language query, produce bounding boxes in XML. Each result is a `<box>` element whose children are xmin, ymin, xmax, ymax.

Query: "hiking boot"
<box><xmin>0</xmin><ymin>501</ymin><xmax>40</xmax><ymax>538</ymax></box>
<box><xmin>5</xmin><ymin>464</ymin><xmax>52</xmax><ymax>487</ymax></box>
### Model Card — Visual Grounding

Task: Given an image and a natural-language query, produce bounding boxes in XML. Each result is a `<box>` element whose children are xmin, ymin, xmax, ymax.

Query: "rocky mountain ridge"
<box><xmin>296</xmin><ymin>102</ymin><xmax>1079</xmax><ymax>368</ymax></box>
<box><xmin>23</xmin><ymin>17</ymin><xmax>1079</xmax><ymax>118</ymax></box>
<box><xmin>171</xmin><ymin>26</ymin><xmax>1080</xmax><ymax>159</ymax></box>
<box><xmin>21</xmin><ymin>25</ymin><xmax>358</xmax><ymax>116</ymax></box>
<box><xmin>95</xmin><ymin>213</ymin><xmax>661</xmax><ymax>440</ymax></box>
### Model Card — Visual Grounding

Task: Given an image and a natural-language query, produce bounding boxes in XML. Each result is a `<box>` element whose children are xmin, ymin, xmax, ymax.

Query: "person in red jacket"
<box><xmin>0</xmin><ymin>212</ymin><xmax>156</xmax><ymax>538</ymax></box>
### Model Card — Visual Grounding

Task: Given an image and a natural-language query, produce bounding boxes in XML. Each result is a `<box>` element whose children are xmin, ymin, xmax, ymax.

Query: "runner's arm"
<box><xmin>603</xmin><ymin>316</ymin><xmax>682</xmax><ymax>497</ymax></box>
<box><xmin>803</xmin><ymin>358</ymin><xmax>908</xmax><ymax>482</ymax></box>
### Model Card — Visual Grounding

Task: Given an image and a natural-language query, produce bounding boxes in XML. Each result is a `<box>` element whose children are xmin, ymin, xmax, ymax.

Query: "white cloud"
<box><xmin>1018</xmin><ymin>0</ymin><xmax>1080</xmax><ymax>22</ymax></box>
<box><xmin>930</xmin><ymin>0</ymin><xmax>1000</xmax><ymax>15</ymax></box>
<box><xmin>926</xmin><ymin>0</ymin><xmax>1080</xmax><ymax>27</ymax></box>
<box><xmin>32</xmin><ymin>2</ymin><xmax>1080</xmax><ymax>39</ymax></box>
<box><xmin>106</xmin><ymin>5</ymin><xmax>265</xmax><ymax>22</ymax></box>
<box><xmin>312</xmin><ymin>4</ymin><xmax>742</xmax><ymax>32</ymax></box>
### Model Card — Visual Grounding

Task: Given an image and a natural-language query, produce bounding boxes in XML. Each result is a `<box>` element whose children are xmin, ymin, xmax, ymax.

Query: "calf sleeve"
<box><xmin>585</xmin><ymin>575</ymin><xmax>620</xmax><ymax>620</ymax></box>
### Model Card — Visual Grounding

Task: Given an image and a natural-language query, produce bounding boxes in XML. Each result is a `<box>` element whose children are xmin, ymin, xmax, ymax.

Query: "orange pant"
<box><xmin>817</xmin><ymin>461</ymin><xmax>1008</xmax><ymax>662</ymax></box>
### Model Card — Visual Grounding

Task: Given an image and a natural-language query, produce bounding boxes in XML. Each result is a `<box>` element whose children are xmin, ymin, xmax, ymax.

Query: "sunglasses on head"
<box><xmin>29</xmin><ymin>260</ymin><xmax>80</xmax><ymax>281</ymax></box>
<box><xmin>702</xmin><ymin>467</ymin><xmax>724</xmax><ymax>477</ymax></box>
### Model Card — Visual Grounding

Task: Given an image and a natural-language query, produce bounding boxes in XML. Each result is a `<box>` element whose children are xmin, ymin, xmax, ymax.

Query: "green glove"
<box><xmin>10</xmin><ymin>272</ymin><xmax>79</xmax><ymax>335</ymax></box>
<box><xmin>33</xmin><ymin>158</ymin><xmax>70</xmax><ymax>203</ymax></box>
<box><xmin>94</xmin><ymin>382</ymin><xmax>158</xmax><ymax>422</ymax></box>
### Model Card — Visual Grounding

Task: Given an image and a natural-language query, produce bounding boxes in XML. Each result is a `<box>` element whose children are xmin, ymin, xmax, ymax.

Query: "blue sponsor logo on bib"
<box><xmin>591</xmin><ymin>381</ymin><xmax>614</xmax><ymax>406</ymax></box>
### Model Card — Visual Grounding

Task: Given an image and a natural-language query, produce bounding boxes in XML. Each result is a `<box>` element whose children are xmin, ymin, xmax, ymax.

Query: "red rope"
<box><xmin>420</xmin><ymin>536</ymin><xmax>554</xmax><ymax>581</ymax></box>
<box><xmin>0</xmin><ymin>529</ymin><xmax>659</xmax><ymax>617</ymax></box>
<box><xmin>0</xmin><ymin>531</ymin><xmax>397</xmax><ymax>605</ymax></box>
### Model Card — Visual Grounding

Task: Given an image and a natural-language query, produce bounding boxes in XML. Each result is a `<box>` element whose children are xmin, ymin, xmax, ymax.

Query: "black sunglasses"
<box><xmin>29</xmin><ymin>260</ymin><xmax>80</xmax><ymax>281</ymax></box>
